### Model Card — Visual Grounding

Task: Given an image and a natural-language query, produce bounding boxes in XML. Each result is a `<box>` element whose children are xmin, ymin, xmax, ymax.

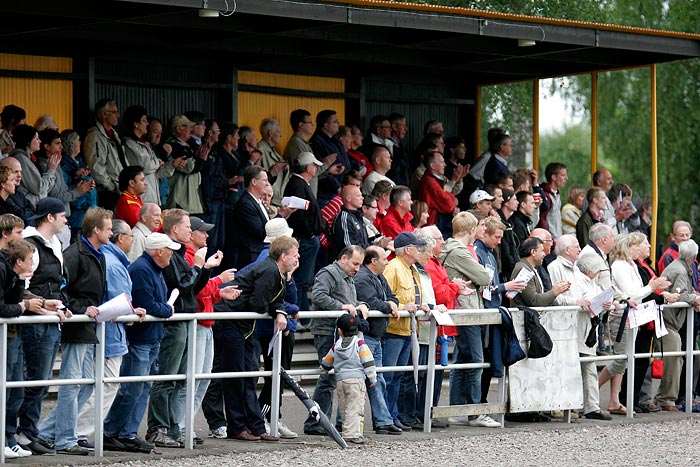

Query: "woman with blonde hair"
<box><xmin>561</xmin><ymin>185</ymin><xmax>585</xmax><ymax>236</ymax></box>
<box><xmin>600</xmin><ymin>233</ymin><xmax>670</xmax><ymax>415</ymax></box>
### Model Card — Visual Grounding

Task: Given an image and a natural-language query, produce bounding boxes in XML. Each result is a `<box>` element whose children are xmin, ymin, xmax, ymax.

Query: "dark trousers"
<box><xmin>221</xmin><ymin>324</ymin><xmax>266</xmax><ymax>437</ymax></box>
<box><xmin>202</xmin><ymin>323</ymin><xmax>227</xmax><ymax>430</ymax></box>
<box><xmin>620</xmin><ymin>325</ymin><xmax>654</xmax><ymax>408</ymax></box>
<box><xmin>258</xmin><ymin>332</ymin><xmax>295</xmax><ymax>420</ymax></box>
<box><xmin>303</xmin><ymin>334</ymin><xmax>336</xmax><ymax>431</ymax></box>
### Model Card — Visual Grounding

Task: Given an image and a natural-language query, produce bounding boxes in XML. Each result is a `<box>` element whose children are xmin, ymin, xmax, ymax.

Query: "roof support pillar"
<box><xmin>650</xmin><ymin>64</ymin><xmax>658</xmax><ymax>265</ymax></box>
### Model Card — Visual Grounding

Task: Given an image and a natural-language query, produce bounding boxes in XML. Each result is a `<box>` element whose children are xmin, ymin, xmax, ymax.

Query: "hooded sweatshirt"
<box><xmin>321</xmin><ymin>334</ymin><xmax>377</xmax><ymax>384</ymax></box>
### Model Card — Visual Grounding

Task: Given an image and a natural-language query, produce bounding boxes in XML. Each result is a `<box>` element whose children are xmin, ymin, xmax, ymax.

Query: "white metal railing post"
<box><xmin>93</xmin><ymin>322</ymin><xmax>106</xmax><ymax>457</ymax></box>
<box><xmin>270</xmin><ymin>330</ymin><xmax>283</xmax><ymax>437</ymax></box>
<box><xmin>423</xmin><ymin>317</ymin><xmax>438</xmax><ymax>433</ymax></box>
<box><xmin>685</xmin><ymin>307</ymin><xmax>694</xmax><ymax>414</ymax></box>
<box><xmin>0</xmin><ymin>322</ymin><xmax>7</xmax><ymax>463</ymax></box>
<box><xmin>626</xmin><ymin>325</ymin><xmax>636</xmax><ymax>419</ymax></box>
<box><xmin>184</xmin><ymin>319</ymin><xmax>197</xmax><ymax>449</ymax></box>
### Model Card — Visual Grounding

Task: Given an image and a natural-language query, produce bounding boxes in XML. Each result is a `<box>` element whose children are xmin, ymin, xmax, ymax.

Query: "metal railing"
<box><xmin>0</xmin><ymin>303</ymin><xmax>696</xmax><ymax>461</ymax></box>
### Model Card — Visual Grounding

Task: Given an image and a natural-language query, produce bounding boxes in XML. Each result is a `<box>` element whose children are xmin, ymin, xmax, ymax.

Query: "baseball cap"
<box><xmin>145</xmin><ymin>232</ymin><xmax>181</xmax><ymax>250</ymax></box>
<box><xmin>190</xmin><ymin>216</ymin><xmax>214</xmax><ymax>232</ymax></box>
<box><xmin>393</xmin><ymin>231</ymin><xmax>427</xmax><ymax>250</ymax></box>
<box><xmin>336</xmin><ymin>313</ymin><xmax>358</xmax><ymax>336</ymax></box>
<box><xmin>28</xmin><ymin>197</ymin><xmax>65</xmax><ymax>220</ymax></box>
<box><xmin>469</xmin><ymin>189</ymin><xmax>495</xmax><ymax>204</ymax></box>
<box><xmin>170</xmin><ymin>115</ymin><xmax>196</xmax><ymax>127</ymax></box>
<box><xmin>296</xmin><ymin>152</ymin><xmax>323</xmax><ymax>167</ymax></box>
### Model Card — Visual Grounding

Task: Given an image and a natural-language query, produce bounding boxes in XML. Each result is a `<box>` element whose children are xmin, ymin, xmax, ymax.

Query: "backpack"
<box><xmin>520</xmin><ymin>306</ymin><xmax>553</xmax><ymax>359</ymax></box>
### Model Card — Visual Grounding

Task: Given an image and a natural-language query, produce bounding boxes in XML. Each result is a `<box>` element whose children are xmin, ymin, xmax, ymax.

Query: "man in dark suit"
<box><xmin>483</xmin><ymin>133</ymin><xmax>512</xmax><ymax>186</ymax></box>
<box><xmin>233</xmin><ymin>166</ymin><xmax>270</xmax><ymax>269</ymax></box>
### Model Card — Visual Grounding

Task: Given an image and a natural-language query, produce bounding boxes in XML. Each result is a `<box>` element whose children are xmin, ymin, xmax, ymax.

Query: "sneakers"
<box><xmin>77</xmin><ymin>439</ymin><xmax>94</xmax><ymax>450</ymax></box>
<box><xmin>56</xmin><ymin>444</ymin><xmax>90</xmax><ymax>456</ymax></box>
<box><xmin>117</xmin><ymin>436</ymin><xmax>155</xmax><ymax>452</ymax></box>
<box><xmin>208</xmin><ymin>426</ymin><xmax>228</xmax><ymax>439</ymax></box>
<box><xmin>447</xmin><ymin>416</ymin><xmax>471</xmax><ymax>425</ymax></box>
<box><xmin>468</xmin><ymin>414</ymin><xmax>501</xmax><ymax>428</ymax></box>
<box><xmin>277</xmin><ymin>421</ymin><xmax>298</xmax><ymax>439</ymax></box>
<box><xmin>5</xmin><ymin>445</ymin><xmax>32</xmax><ymax>458</ymax></box>
<box><xmin>146</xmin><ymin>428</ymin><xmax>181</xmax><ymax>448</ymax></box>
<box><xmin>346</xmin><ymin>435</ymin><xmax>366</xmax><ymax>444</ymax></box>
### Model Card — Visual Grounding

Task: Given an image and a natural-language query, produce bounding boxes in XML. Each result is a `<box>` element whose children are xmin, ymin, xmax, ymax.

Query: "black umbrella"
<box><xmin>279</xmin><ymin>368</ymin><xmax>347</xmax><ymax>448</ymax></box>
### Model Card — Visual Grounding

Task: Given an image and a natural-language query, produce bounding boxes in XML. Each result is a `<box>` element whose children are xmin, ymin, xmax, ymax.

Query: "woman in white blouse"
<box><xmin>599</xmin><ymin>233</ymin><xmax>670</xmax><ymax>415</ymax></box>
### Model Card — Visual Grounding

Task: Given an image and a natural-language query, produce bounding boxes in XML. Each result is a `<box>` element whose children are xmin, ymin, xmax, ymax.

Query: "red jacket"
<box><xmin>378</xmin><ymin>205</ymin><xmax>414</xmax><ymax>239</ymax></box>
<box><xmin>184</xmin><ymin>243</ymin><xmax>222</xmax><ymax>328</ymax></box>
<box><xmin>418</xmin><ymin>172</ymin><xmax>456</xmax><ymax>226</ymax></box>
<box><xmin>424</xmin><ymin>256</ymin><xmax>460</xmax><ymax>308</ymax></box>
<box><xmin>114</xmin><ymin>191</ymin><xmax>143</xmax><ymax>228</ymax></box>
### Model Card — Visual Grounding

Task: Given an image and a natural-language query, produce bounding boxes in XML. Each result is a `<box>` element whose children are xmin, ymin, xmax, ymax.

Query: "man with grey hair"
<box><xmin>84</xmin><ymin>98</ymin><xmax>124</xmax><ymax>210</ymax></box>
<box><xmin>258</xmin><ymin>118</ymin><xmax>288</xmax><ymax>204</ymax></box>
<box><xmin>654</xmin><ymin>239</ymin><xmax>700</xmax><ymax>411</ymax></box>
<box><xmin>128</xmin><ymin>203</ymin><xmax>162</xmax><ymax>262</ymax></box>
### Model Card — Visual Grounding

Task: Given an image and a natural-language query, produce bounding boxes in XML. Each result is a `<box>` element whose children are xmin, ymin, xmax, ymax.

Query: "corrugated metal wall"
<box><xmin>94</xmin><ymin>82</ymin><xmax>219</xmax><ymax>128</ymax></box>
<box><xmin>238</xmin><ymin>71</ymin><xmax>345</xmax><ymax>155</ymax></box>
<box><xmin>0</xmin><ymin>53</ymin><xmax>73</xmax><ymax>130</ymax></box>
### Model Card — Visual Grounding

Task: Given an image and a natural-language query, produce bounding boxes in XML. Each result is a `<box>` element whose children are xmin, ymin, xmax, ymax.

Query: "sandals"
<box><xmin>608</xmin><ymin>405</ymin><xmax>627</xmax><ymax>415</ymax></box>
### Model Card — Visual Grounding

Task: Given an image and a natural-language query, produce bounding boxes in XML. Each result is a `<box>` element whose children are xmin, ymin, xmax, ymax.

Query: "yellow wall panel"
<box><xmin>0</xmin><ymin>53</ymin><xmax>72</xmax><ymax>73</ymax></box>
<box><xmin>238</xmin><ymin>92</ymin><xmax>345</xmax><ymax>156</ymax></box>
<box><xmin>238</xmin><ymin>70</ymin><xmax>344</xmax><ymax>93</ymax></box>
<box><xmin>0</xmin><ymin>78</ymin><xmax>73</xmax><ymax>130</ymax></box>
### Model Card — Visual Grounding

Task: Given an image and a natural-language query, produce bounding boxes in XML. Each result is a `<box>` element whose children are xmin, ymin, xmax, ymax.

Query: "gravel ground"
<box><xmin>74</xmin><ymin>417</ymin><xmax>700</xmax><ymax>467</ymax></box>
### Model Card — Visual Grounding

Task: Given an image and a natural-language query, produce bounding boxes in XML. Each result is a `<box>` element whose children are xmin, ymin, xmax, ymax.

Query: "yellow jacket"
<box><xmin>383</xmin><ymin>255</ymin><xmax>422</xmax><ymax>336</ymax></box>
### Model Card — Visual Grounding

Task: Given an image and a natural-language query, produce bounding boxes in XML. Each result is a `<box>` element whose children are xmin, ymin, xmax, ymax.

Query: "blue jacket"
<box><xmin>127</xmin><ymin>252</ymin><xmax>173</xmax><ymax>345</ymax></box>
<box><xmin>102</xmin><ymin>242</ymin><xmax>130</xmax><ymax>358</ymax></box>
<box><xmin>474</xmin><ymin>239</ymin><xmax>506</xmax><ymax>309</ymax></box>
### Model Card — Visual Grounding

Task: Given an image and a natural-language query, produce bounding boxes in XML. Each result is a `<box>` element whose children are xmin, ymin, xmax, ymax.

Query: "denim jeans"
<box><xmin>293</xmin><ymin>236</ymin><xmax>320</xmax><ymax>313</ymax></box>
<box><xmin>303</xmin><ymin>334</ymin><xmax>336</xmax><ymax>432</ymax></box>
<box><xmin>38</xmin><ymin>343</ymin><xmax>94</xmax><ymax>450</ymax></box>
<box><xmin>5</xmin><ymin>336</ymin><xmax>24</xmax><ymax>447</ymax></box>
<box><xmin>381</xmin><ymin>334</ymin><xmax>411</xmax><ymax>424</ymax></box>
<box><xmin>148</xmin><ymin>322</ymin><xmax>188</xmax><ymax>436</ymax></box>
<box><xmin>175</xmin><ymin>325</ymin><xmax>214</xmax><ymax>433</ymax></box>
<box><xmin>104</xmin><ymin>342</ymin><xmax>160</xmax><ymax>438</ymax></box>
<box><xmin>18</xmin><ymin>323</ymin><xmax>61</xmax><ymax>440</ymax></box>
<box><xmin>363</xmin><ymin>335</ymin><xmax>393</xmax><ymax>427</ymax></box>
<box><xmin>449</xmin><ymin>325</ymin><xmax>483</xmax><ymax>406</ymax></box>
<box><xmin>416</xmin><ymin>344</ymin><xmax>444</xmax><ymax>421</ymax></box>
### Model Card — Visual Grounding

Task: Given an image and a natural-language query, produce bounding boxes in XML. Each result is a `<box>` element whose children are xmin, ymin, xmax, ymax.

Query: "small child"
<box><xmin>321</xmin><ymin>313</ymin><xmax>377</xmax><ymax>444</ymax></box>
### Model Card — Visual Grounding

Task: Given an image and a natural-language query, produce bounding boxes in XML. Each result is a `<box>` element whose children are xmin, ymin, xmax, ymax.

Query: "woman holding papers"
<box><xmin>621</xmin><ymin>232</ymin><xmax>679</xmax><ymax>413</ymax></box>
<box><xmin>601</xmin><ymin>234</ymin><xmax>670</xmax><ymax>415</ymax></box>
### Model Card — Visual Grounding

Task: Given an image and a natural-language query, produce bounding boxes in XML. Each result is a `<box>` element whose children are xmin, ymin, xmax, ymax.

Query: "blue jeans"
<box><xmin>363</xmin><ymin>335</ymin><xmax>393</xmax><ymax>427</ymax></box>
<box><xmin>38</xmin><ymin>343</ymin><xmax>93</xmax><ymax>450</ymax></box>
<box><xmin>381</xmin><ymin>334</ymin><xmax>411</xmax><ymax>424</ymax></box>
<box><xmin>18</xmin><ymin>323</ymin><xmax>61</xmax><ymax>440</ymax></box>
<box><xmin>293</xmin><ymin>236</ymin><xmax>319</xmax><ymax>313</ymax></box>
<box><xmin>148</xmin><ymin>322</ymin><xmax>187</xmax><ymax>436</ymax></box>
<box><xmin>416</xmin><ymin>344</ymin><xmax>444</xmax><ymax>421</ymax></box>
<box><xmin>105</xmin><ymin>342</ymin><xmax>160</xmax><ymax>438</ymax></box>
<box><xmin>175</xmin><ymin>325</ymin><xmax>214</xmax><ymax>433</ymax></box>
<box><xmin>449</xmin><ymin>325</ymin><xmax>483</xmax><ymax>406</ymax></box>
<box><xmin>303</xmin><ymin>334</ymin><xmax>336</xmax><ymax>432</ymax></box>
<box><xmin>5</xmin><ymin>337</ymin><xmax>24</xmax><ymax>447</ymax></box>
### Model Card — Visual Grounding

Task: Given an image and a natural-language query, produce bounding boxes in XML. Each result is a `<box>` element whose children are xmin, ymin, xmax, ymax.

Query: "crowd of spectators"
<box><xmin>0</xmin><ymin>100</ymin><xmax>698</xmax><ymax>455</ymax></box>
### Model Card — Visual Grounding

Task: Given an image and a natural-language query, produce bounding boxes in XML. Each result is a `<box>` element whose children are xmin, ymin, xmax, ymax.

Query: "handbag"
<box><xmin>651</xmin><ymin>336</ymin><xmax>664</xmax><ymax>379</ymax></box>
<box><xmin>520</xmin><ymin>306</ymin><xmax>553</xmax><ymax>359</ymax></box>
<box><xmin>499</xmin><ymin>307</ymin><xmax>526</xmax><ymax>366</ymax></box>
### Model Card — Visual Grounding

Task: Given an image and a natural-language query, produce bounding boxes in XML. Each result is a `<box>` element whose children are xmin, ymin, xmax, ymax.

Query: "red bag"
<box><xmin>651</xmin><ymin>359</ymin><xmax>664</xmax><ymax>379</ymax></box>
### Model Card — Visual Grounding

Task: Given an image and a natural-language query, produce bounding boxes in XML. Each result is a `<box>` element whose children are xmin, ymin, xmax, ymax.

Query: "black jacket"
<box><xmin>163</xmin><ymin>239</ymin><xmax>212</xmax><ymax>317</ymax></box>
<box><xmin>497</xmin><ymin>210</ymin><xmax>520</xmax><ymax>281</ymax></box>
<box><xmin>284</xmin><ymin>174</ymin><xmax>323</xmax><ymax>239</ymax></box>
<box><xmin>232</xmin><ymin>191</ymin><xmax>268</xmax><ymax>269</ymax></box>
<box><xmin>0</xmin><ymin>251</ymin><xmax>24</xmax><ymax>319</ymax></box>
<box><xmin>215</xmin><ymin>256</ymin><xmax>286</xmax><ymax>338</ymax></box>
<box><xmin>510</xmin><ymin>210</ymin><xmax>532</xmax><ymax>244</ymax></box>
<box><xmin>331</xmin><ymin>206</ymin><xmax>369</xmax><ymax>256</ymax></box>
<box><xmin>24</xmin><ymin>235</ymin><xmax>64</xmax><ymax>304</ymax></box>
<box><xmin>354</xmin><ymin>264</ymin><xmax>398</xmax><ymax>339</ymax></box>
<box><xmin>62</xmin><ymin>238</ymin><xmax>107</xmax><ymax>344</ymax></box>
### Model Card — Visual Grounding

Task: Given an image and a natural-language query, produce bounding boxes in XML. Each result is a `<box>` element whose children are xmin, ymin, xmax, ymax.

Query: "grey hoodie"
<box><xmin>321</xmin><ymin>335</ymin><xmax>377</xmax><ymax>384</ymax></box>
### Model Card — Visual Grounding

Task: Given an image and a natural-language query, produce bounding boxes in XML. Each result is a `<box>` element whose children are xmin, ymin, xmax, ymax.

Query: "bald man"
<box><xmin>331</xmin><ymin>184</ymin><xmax>369</xmax><ymax>257</ymax></box>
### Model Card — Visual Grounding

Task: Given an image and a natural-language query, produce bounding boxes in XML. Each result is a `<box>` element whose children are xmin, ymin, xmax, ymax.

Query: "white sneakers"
<box><xmin>264</xmin><ymin>420</ymin><xmax>299</xmax><ymax>439</ymax></box>
<box><xmin>5</xmin><ymin>445</ymin><xmax>33</xmax><ymax>458</ymax></box>
<box><xmin>468</xmin><ymin>414</ymin><xmax>501</xmax><ymax>428</ymax></box>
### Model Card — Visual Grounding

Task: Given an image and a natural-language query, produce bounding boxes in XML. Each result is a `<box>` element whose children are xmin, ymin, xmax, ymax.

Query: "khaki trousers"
<box><xmin>337</xmin><ymin>378</ymin><xmax>366</xmax><ymax>438</ymax></box>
